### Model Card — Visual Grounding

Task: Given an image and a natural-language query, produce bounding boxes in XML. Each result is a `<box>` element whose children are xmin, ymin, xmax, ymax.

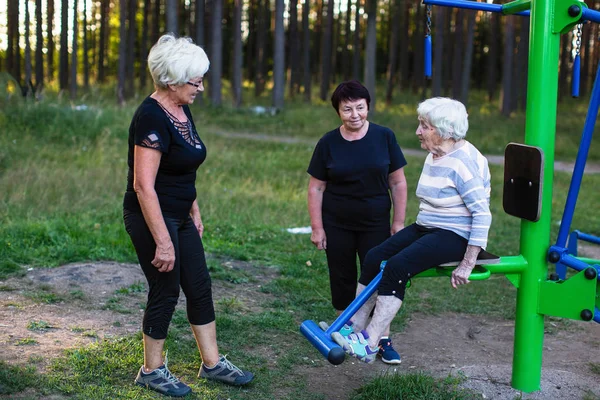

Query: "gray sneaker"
<box><xmin>135</xmin><ymin>364</ymin><xmax>191</xmax><ymax>397</ymax></box>
<box><xmin>199</xmin><ymin>355</ymin><xmax>254</xmax><ymax>386</ymax></box>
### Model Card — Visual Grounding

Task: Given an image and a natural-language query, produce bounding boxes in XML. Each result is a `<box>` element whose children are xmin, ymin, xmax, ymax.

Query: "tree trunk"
<box><xmin>320</xmin><ymin>0</ymin><xmax>334</xmax><ymax>100</ymax></box>
<box><xmin>398</xmin><ymin>0</ymin><xmax>409</xmax><ymax>90</ymax></box>
<box><xmin>166</xmin><ymin>0</ymin><xmax>178</xmax><ymax>34</ymax></box>
<box><xmin>273</xmin><ymin>0</ymin><xmax>286</xmax><ymax>109</ymax></box>
<box><xmin>459</xmin><ymin>10</ymin><xmax>476</xmax><ymax>105</ymax></box>
<box><xmin>47</xmin><ymin>0</ymin><xmax>55</xmax><ymax>81</ymax></box>
<box><xmin>558</xmin><ymin>32</ymin><xmax>570</xmax><ymax>102</ymax></box>
<box><xmin>59</xmin><ymin>0</ymin><xmax>69</xmax><ymax>90</ymax></box>
<box><xmin>352</xmin><ymin>0</ymin><xmax>361</xmax><ymax>80</ymax></box>
<box><xmin>288</xmin><ymin>0</ymin><xmax>300</xmax><ymax>97</ymax></box>
<box><xmin>70</xmin><ymin>0</ymin><xmax>78</xmax><ymax>99</ymax></box>
<box><xmin>24</xmin><ymin>0</ymin><xmax>32</xmax><ymax>95</ymax></box>
<box><xmin>364</xmin><ymin>0</ymin><xmax>377</xmax><ymax>111</ymax></box>
<box><xmin>581</xmin><ymin>23</ymin><xmax>591</xmax><ymax>97</ymax></box>
<box><xmin>302</xmin><ymin>0</ymin><xmax>312</xmax><ymax>102</ymax></box>
<box><xmin>451</xmin><ymin>9</ymin><xmax>464</xmax><ymax>99</ymax></box>
<box><xmin>331</xmin><ymin>0</ymin><xmax>341</xmax><ymax>84</ymax></box>
<box><xmin>118</xmin><ymin>0</ymin><xmax>128</xmax><ymax>105</ymax></box>
<box><xmin>125</xmin><ymin>0</ymin><xmax>137</xmax><ymax>98</ymax></box>
<box><xmin>385</xmin><ymin>0</ymin><xmax>401</xmax><ymax>104</ymax></box>
<box><xmin>431</xmin><ymin>7</ymin><xmax>444</xmax><ymax>96</ymax></box>
<box><xmin>515</xmin><ymin>18</ymin><xmax>529</xmax><ymax>110</ymax></box>
<box><xmin>341</xmin><ymin>0</ymin><xmax>352</xmax><ymax>80</ymax></box>
<box><xmin>255</xmin><ymin>0</ymin><xmax>267</xmax><ymax>97</ymax></box>
<box><xmin>232</xmin><ymin>0</ymin><xmax>243</xmax><ymax>107</ymax></box>
<box><xmin>35</xmin><ymin>0</ymin><xmax>44</xmax><ymax>90</ymax></box>
<box><xmin>97</xmin><ymin>0</ymin><xmax>109</xmax><ymax>83</ymax></box>
<box><xmin>411</xmin><ymin>2</ymin><xmax>424</xmax><ymax>94</ymax></box>
<box><xmin>152</xmin><ymin>0</ymin><xmax>161</xmax><ymax>43</ymax></box>
<box><xmin>140</xmin><ymin>0</ymin><xmax>150</xmax><ymax>89</ymax></box>
<box><xmin>83</xmin><ymin>0</ymin><xmax>89</xmax><ymax>89</ymax></box>
<box><xmin>209</xmin><ymin>0</ymin><xmax>223</xmax><ymax>105</ymax></box>
<box><xmin>486</xmin><ymin>13</ymin><xmax>499</xmax><ymax>101</ymax></box>
<box><xmin>500</xmin><ymin>16</ymin><xmax>515</xmax><ymax>116</ymax></box>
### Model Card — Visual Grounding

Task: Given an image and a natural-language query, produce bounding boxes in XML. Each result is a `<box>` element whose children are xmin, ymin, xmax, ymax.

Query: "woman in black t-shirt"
<box><xmin>123</xmin><ymin>34</ymin><xmax>253</xmax><ymax>397</ymax></box>
<box><xmin>307</xmin><ymin>80</ymin><xmax>408</xmax><ymax>365</ymax></box>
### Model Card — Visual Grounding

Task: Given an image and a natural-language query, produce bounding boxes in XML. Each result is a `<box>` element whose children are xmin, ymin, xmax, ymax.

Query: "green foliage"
<box><xmin>350</xmin><ymin>371</ymin><xmax>482</xmax><ymax>400</ymax></box>
<box><xmin>0</xmin><ymin>361</ymin><xmax>45</xmax><ymax>395</ymax></box>
<box><xmin>26</xmin><ymin>320</ymin><xmax>54</xmax><ymax>332</ymax></box>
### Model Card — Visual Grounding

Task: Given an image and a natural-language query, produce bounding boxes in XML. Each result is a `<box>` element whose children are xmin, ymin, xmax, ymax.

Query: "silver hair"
<box><xmin>147</xmin><ymin>33</ymin><xmax>210</xmax><ymax>89</ymax></box>
<box><xmin>417</xmin><ymin>97</ymin><xmax>469</xmax><ymax>141</ymax></box>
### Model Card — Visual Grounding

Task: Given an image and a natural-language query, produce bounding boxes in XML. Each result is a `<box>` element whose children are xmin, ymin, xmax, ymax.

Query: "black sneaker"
<box><xmin>135</xmin><ymin>364</ymin><xmax>191</xmax><ymax>397</ymax></box>
<box><xmin>199</xmin><ymin>355</ymin><xmax>254</xmax><ymax>386</ymax></box>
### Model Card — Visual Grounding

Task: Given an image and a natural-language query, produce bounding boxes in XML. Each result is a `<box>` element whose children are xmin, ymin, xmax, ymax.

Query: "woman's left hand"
<box><xmin>193</xmin><ymin>217</ymin><xmax>204</xmax><ymax>238</ymax></box>
<box><xmin>451</xmin><ymin>260</ymin><xmax>475</xmax><ymax>288</ymax></box>
<box><xmin>450</xmin><ymin>245</ymin><xmax>481</xmax><ymax>288</ymax></box>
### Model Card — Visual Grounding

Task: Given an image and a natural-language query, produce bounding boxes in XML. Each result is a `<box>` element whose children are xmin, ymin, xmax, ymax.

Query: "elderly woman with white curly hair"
<box><xmin>123</xmin><ymin>34</ymin><xmax>254</xmax><ymax>397</ymax></box>
<box><xmin>331</xmin><ymin>97</ymin><xmax>492</xmax><ymax>364</ymax></box>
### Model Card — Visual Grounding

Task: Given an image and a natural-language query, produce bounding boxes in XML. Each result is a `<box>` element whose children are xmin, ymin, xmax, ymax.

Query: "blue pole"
<box><xmin>572</xmin><ymin>55</ymin><xmax>580</xmax><ymax>98</ymax></box>
<box><xmin>581</xmin><ymin>8</ymin><xmax>600</xmax><ymax>24</ymax></box>
<box><xmin>424</xmin><ymin>36</ymin><xmax>432</xmax><ymax>78</ymax></box>
<box><xmin>423</xmin><ymin>0</ymin><xmax>530</xmax><ymax>16</ymax></box>
<box><xmin>556</xmin><ymin>62</ymin><xmax>600</xmax><ymax>248</ymax></box>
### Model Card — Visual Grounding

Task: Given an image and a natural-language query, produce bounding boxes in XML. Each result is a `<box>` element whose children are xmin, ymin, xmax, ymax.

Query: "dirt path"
<box><xmin>212</xmin><ymin>130</ymin><xmax>600</xmax><ymax>174</ymax></box>
<box><xmin>1</xmin><ymin>254</ymin><xmax>599</xmax><ymax>399</ymax></box>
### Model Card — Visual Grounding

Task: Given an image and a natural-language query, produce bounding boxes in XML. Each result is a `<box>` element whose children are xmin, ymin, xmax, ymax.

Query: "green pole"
<box><xmin>511</xmin><ymin>0</ymin><xmax>559</xmax><ymax>392</ymax></box>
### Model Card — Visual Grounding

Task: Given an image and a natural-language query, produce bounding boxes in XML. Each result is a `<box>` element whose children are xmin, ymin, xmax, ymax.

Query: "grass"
<box><xmin>350</xmin><ymin>371</ymin><xmax>482</xmax><ymax>400</ymax></box>
<box><xmin>1</xmin><ymin>86</ymin><xmax>599</xmax><ymax>399</ymax></box>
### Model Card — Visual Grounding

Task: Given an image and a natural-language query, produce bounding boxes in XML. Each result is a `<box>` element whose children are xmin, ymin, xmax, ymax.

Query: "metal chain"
<box><xmin>426</xmin><ymin>5</ymin><xmax>432</xmax><ymax>37</ymax></box>
<box><xmin>576</xmin><ymin>24</ymin><xmax>582</xmax><ymax>56</ymax></box>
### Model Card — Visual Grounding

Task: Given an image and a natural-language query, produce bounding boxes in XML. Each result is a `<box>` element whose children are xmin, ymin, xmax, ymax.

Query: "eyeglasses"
<box><xmin>186</xmin><ymin>81</ymin><xmax>203</xmax><ymax>89</ymax></box>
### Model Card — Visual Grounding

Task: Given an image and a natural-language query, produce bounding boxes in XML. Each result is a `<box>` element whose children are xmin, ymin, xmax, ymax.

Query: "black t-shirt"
<box><xmin>307</xmin><ymin>123</ymin><xmax>407</xmax><ymax>231</ymax></box>
<box><xmin>123</xmin><ymin>97</ymin><xmax>207</xmax><ymax>219</ymax></box>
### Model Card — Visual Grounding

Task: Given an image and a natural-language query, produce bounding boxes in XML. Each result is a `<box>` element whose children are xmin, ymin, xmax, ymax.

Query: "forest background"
<box><xmin>1</xmin><ymin>0</ymin><xmax>599</xmax><ymax>110</ymax></box>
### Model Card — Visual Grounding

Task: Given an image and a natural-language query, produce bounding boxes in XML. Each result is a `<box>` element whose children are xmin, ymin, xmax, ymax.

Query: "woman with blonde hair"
<box><xmin>123</xmin><ymin>34</ymin><xmax>254</xmax><ymax>397</ymax></box>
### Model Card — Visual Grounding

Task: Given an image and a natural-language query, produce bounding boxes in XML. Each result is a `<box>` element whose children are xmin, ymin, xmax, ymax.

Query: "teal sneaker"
<box><xmin>378</xmin><ymin>338</ymin><xmax>402</xmax><ymax>364</ymax></box>
<box><xmin>135</xmin><ymin>364</ymin><xmax>191</xmax><ymax>397</ymax></box>
<box><xmin>331</xmin><ymin>330</ymin><xmax>378</xmax><ymax>364</ymax></box>
<box><xmin>318</xmin><ymin>321</ymin><xmax>354</xmax><ymax>336</ymax></box>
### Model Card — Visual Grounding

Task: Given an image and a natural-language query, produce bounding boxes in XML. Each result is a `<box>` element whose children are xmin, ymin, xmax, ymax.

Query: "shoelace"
<box><xmin>159</xmin><ymin>351</ymin><xmax>181</xmax><ymax>384</ymax></box>
<box><xmin>220</xmin><ymin>355</ymin><xmax>243</xmax><ymax>375</ymax></box>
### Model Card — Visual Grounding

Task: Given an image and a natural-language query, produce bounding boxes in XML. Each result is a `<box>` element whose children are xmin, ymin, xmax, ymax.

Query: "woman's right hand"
<box><xmin>311</xmin><ymin>228</ymin><xmax>327</xmax><ymax>250</ymax></box>
<box><xmin>152</xmin><ymin>241</ymin><xmax>176</xmax><ymax>272</ymax></box>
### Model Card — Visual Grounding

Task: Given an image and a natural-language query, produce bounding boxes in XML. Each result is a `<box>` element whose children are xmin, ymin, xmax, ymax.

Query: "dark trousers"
<box><xmin>123</xmin><ymin>211</ymin><xmax>215</xmax><ymax>340</ymax></box>
<box><xmin>360</xmin><ymin>223</ymin><xmax>468</xmax><ymax>301</ymax></box>
<box><xmin>324</xmin><ymin>224</ymin><xmax>390</xmax><ymax>310</ymax></box>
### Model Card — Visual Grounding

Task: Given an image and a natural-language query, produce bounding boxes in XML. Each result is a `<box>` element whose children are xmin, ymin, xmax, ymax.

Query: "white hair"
<box><xmin>147</xmin><ymin>33</ymin><xmax>210</xmax><ymax>89</ymax></box>
<box><xmin>417</xmin><ymin>97</ymin><xmax>469</xmax><ymax>140</ymax></box>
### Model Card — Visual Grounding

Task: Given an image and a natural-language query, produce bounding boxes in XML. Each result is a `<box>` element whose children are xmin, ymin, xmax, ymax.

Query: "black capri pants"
<box><xmin>360</xmin><ymin>223</ymin><xmax>468</xmax><ymax>301</ymax></box>
<box><xmin>324</xmin><ymin>223</ymin><xmax>390</xmax><ymax>310</ymax></box>
<box><xmin>123</xmin><ymin>210</ymin><xmax>215</xmax><ymax>340</ymax></box>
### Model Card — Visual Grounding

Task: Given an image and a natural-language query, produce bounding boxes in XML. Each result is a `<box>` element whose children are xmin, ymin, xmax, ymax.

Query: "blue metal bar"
<box><xmin>325</xmin><ymin>262</ymin><xmax>385</xmax><ymax>334</ymax></box>
<box><xmin>423</xmin><ymin>0</ymin><xmax>530</xmax><ymax>16</ymax></box>
<box><xmin>572</xmin><ymin>55</ymin><xmax>580</xmax><ymax>98</ymax></box>
<box><xmin>595</xmin><ymin>308</ymin><xmax>600</xmax><ymax>323</ymax></box>
<box><xmin>557</xmin><ymin>254</ymin><xmax>600</xmax><ymax>282</ymax></box>
<box><xmin>575</xmin><ymin>231</ymin><xmax>600</xmax><ymax>245</ymax></box>
<box><xmin>300</xmin><ymin>262</ymin><xmax>386</xmax><ymax>364</ymax></box>
<box><xmin>556</xmin><ymin>61</ymin><xmax>600</xmax><ymax>248</ymax></box>
<box><xmin>424</xmin><ymin>36</ymin><xmax>432</xmax><ymax>78</ymax></box>
<box><xmin>581</xmin><ymin>7</ymin><xmax>600</xmax><ymax>24</ymax></box>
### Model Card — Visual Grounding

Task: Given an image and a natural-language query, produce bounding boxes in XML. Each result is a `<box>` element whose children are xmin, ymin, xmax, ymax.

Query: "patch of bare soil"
<box><xmin>1</xmin><ymin>254</ymin><xmax>599</xmax><ymax>400</ymax></box>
